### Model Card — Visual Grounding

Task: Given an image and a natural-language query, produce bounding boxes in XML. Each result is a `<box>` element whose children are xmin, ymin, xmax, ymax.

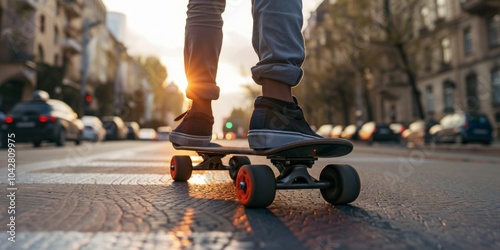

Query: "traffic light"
<box><xmin>225</xmin><ymin>121</ymin><xmax>233</xmax><ymax>129</ymax></box>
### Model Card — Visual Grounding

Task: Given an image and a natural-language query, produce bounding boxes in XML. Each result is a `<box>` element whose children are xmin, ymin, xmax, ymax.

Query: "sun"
<box><xmin>163</xmin><ymin>56</ymin><xmax>253</xmax><ymax>96</ymax></box>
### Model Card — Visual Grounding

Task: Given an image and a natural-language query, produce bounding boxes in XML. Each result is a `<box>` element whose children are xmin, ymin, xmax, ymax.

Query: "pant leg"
<box><xmin>251</xmin><ymin>0</ymin><xmax>305</xmax><ymax>87</ymax></box>
<box><xmin>184</xmin><ymin>0</ymin><xmax>225</xmax><ymax>101</ymax></box>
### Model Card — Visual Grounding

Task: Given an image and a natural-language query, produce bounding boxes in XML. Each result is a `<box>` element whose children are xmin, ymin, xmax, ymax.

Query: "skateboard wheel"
<box><xmin>319</xmin><ymin>164</ymin><xmax>360</xmax><ymax>205</ymax></box>
<box><xmin>236</xmin><ymin>165</ymin><xmax>276</xmax><ymax>208</ymax></box>
<box><xmin>170</xmin><ymin>156</ymin><xmax>193</xmax><ymax>182</ymax></box>
<box><xmin>228</xmin><ymin>156</ymin><xmax>251</xmax><ymax>181</ymax></box>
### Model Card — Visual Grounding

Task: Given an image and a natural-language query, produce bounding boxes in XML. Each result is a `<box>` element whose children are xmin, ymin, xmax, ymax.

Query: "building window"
<box><xmin>463</xmin><ymin>28</ymin><xmax>473</xmax><ymax>56</ymax></box>
<box><xmin>443</xmin><ymin>81</ymin><xmax>455</xmax><ymax>113</ymax></box>
<box><xmin>38</xmin><ymin>44</ymin><xmax>44</xmax><ymax>62</ymax></box>
<box><xmin>424</xmin><ymin>46</ymin><xmax>433</xmax><ymax>71</ymax></box>
<box><xmin>54</xmin><ymin>26</ymin><xmax>59</xmax><ymax>45</ymax></box>
<box><xmin>436</xmin><ymin>0</ymin><xmax>447</xmax><ymax>19</ymax></box>
<box><xmin>492</xmin><ymin>68</ymin><xmax>500</xmax><ymax>104</ymax></box>
<box><xmin>488</xmin><ymin>14</ymin><xmax>500</xmax><ymax>47</ymax></box>
<box><xmin>426</xmin><ymin>85</ymin><xmax>435</xmax><ymax>113</ymax></box>
<box><xmin>441</xmin><ymin>37</ymin><xmax>452</xmax><ymax>65</ymax></box>
<box><xmin>421</xmin><ymin>6</ymin><xmax>432</xmax><ymax>29</ymax></box>
<box><xmin>40</xmin><ymin>15</ymin><xmax>45</xmax><ymax>33</ymax></box>
<box><xmin>466</xmin><ymin>74</ymin><xmax>479</xmax><ymax>111</ymax></box>
<box><xmin>39</xmin><ymin>46</ymin><xmax>44</xmax><ymax>62</ymax></box>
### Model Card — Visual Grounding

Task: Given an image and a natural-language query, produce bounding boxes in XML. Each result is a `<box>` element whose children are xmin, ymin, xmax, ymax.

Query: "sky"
<box><xmin>102</xmin><ymin>0</ymin><xmax>323</xmax><ymax>131</ymax></box>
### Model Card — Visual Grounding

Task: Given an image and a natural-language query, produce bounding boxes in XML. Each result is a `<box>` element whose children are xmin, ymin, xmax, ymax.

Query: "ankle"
<box><xmin>191</xmin><ymin>99</ymin><xmax>212</xmax><ymax>116</ymax></box>
<box><xmin>261</xmin><ymin>78</ymin><xmax>293</xmax><ymax>102</ymax></box>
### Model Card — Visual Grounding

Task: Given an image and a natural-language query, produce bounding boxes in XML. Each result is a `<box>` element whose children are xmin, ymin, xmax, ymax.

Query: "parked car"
<box><xmin>341</xmin><ymin>124</ymin><xmax>360</xmax><ymax>140</ymax></box>
<box><xmin>389</xmin><ymin>123</ymin><xmax>406</xmax><ymax>142</ymax></box>
<box><xmin>331</xmin><ymin>125</ymin><xmax>344</xmax><ymax>138</ymax></box>
<box><xmin>358</xmin><ymin>122</ymin><xmax>397</xmax><ymax>143</ymax></box>
<box><xmin>428</xmin><ymin>124</ymin><xmax>443</xmax><ymax>143</ymax></box>
<box><xmin>157</xmin><ymin>126</ymin><xmax>172</xmax><ymax>141</ymax></box>
<box><xmin>401</xmin><ymin>120</ymin><xmax>438</xmax><ymax>145</ymax></box>
<box><xmin>317</xmin><ymin>124</ymin><xmax>334</xmax><ymax>137</ymax></box>
<box><xmin>81</xmin><ymin>116</ymin><xmax>106</xmax><ymax>142</ymax></box>
<box><xmin>3</xmin><ymin>91</ymin><xmax>83</xmax><ymax>147</ymax></box>
<box><xmin>126</xmin><ymin>122</ymin><xmax>140</xmax><ymax>140</ymax></box>
<box><xmin>102</xmin><ymin>116</ymin><xmax>128</xmax><ymax>140</ymax></box>
<box><xmin>139</xmin><ymin>128</ymin><xmax>157</xmax><ymax>140</ymax></box>
<box><xmin>435</xmin><ymin>112</ymin><xmax>493</xmax><ymax>145</ymax></box>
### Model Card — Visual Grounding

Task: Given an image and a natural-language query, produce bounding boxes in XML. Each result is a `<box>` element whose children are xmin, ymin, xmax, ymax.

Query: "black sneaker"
<box><xmin>169</xmin><ymin>110</ymin><xmax>213</xmax><ymax>147</ymax></box>
<box><xmin>247</xmin><ymin>96</ymin><xmax>322</xmax><ymax>149</ymax></box>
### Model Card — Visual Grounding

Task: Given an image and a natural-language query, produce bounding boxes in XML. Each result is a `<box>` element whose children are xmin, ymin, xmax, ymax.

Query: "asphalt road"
<box><xmin>1</xmin><ymin>139</ymin><xmax>499</xmax><ymax>249</ymax></box>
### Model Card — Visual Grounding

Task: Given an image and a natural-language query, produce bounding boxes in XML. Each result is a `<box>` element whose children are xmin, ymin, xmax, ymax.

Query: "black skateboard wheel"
<box><xmin>319</xmin><ymin>164</ymin><xmax>360</xmax><ymax>205</ymax></box>
<box><xmin>228</xmin><ymin>156</ymin><xmax>251</xmax><ymax>181</ymax></box>
<box><xmin>170</xmin><ymin>156</ymin><xmax>193</xmax><ymax>182</ymax></box>
<box><xmin>236</xmin><ymin>165</ymin><xmax>276</xmax><ymax>208</ymax></box>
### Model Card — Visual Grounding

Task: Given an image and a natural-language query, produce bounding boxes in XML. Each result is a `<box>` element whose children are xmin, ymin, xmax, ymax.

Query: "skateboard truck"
<box><xmin>271</xmin><ymin>157</ymin><xmax>331</xmax><ymax>190</ymax></box>
<box><xmin>193</xmin><ymin>153</ymin><xmax>227</xmax><ymax>171</ymax></box>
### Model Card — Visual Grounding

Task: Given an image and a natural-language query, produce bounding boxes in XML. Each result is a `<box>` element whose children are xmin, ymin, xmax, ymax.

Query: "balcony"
<box><xmin>61</xmin><ymin>38</ymin><xmax>82</xmax><ymax>54</ymax></box>
<box><xmin>64</xmin><ymin>22</ymin><xmax>81</xmax><ymax>38</ymax></box>
<box><xmin>16</xmin><ymin>0</ymin><xmax>38</xmax><ymax>10</ymax></box>
<box><xmin>63</xmin><ymin>0</ymin><xmax>83</xmax><ymax>18</ymax></box>
<box><xmin>461</xmin><ymin>0</ymin><xmax>500</xmax><ymax>15</ymax></box>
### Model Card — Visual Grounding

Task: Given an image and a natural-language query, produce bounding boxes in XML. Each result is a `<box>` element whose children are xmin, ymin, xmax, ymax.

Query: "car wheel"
<box><xmin>75</xmin><ymin>132</ymin><xmax>82</xmax><ymax>145</ymax></box>
<box><xmin>56</xmin><ymin>129</ymin><xmax>66</xmax><ymax>147</ymax></box>
<box><xmin>33</xmin><ymin>140</ymin><xmax>42</xmax><ymax>148</ymax></box>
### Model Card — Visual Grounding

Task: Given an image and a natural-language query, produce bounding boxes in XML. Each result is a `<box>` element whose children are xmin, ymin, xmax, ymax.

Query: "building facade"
<box><xmin>0</xmin><ymin>0</ymin><xmax>38</xmax><ymax>113</ymax></box>
<box><xmin>0</xmin><ymin>0</ymin><xmax>83</xmax><ymax>113</ymax></box>
<box><xmin>304</xmin><ymin>0</ymin><xmax>500</xmax><ymax>138</ymax></box>
<box><xmin>415</xmin><ymin>0</ymin><xmax>500</xmax><ymax>135</ymax></box>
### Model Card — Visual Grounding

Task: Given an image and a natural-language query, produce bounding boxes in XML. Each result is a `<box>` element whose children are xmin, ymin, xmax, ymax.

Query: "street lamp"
<box><xmin>80</xmin><ymin>18</ymin><xmax>101</xmax><ymax>117</ymax></box>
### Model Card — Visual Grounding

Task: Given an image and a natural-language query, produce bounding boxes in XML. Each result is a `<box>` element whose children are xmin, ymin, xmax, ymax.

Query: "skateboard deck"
<box><xmin>170</xmin><ymin>138</ymin><xmax>360</xmax><ymax>208</ymax></box>
<box><xmin>173</xmin><ymin>138</ymin><xmax>353</xmax><ymax>158</ymax></box>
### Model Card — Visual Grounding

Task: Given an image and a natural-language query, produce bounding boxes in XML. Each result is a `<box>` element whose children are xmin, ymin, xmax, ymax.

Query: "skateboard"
<box><xmin>171</xmin><ymin>138</ymin><xmax>360</xmax><ymax>208</ymax></box>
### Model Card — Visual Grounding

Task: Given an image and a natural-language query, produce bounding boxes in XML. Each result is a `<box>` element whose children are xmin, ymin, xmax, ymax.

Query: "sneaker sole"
<box><xmin>170</xmin><ymin>131</ymin><xmax>211</xmax><ymax>147</ymax></box>
<box><xmin>248</xmin><ymin>129</ymin><xmax>322</xmax><ymax>149</ymax></box>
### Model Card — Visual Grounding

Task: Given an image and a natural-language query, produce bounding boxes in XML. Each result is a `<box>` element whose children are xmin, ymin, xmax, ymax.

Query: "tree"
<box><xmin>135</xmin><ymin>56</ymin><xmax>168</xmax><ymax>105</ymax></box>
<box><xmin>369</xmin><ymin>0</ymin><xmax>425</xmax><ymax>119</ymax></box>
<box><xmin>305</xmin><ymin>0</ymin><xmax>425</xmax><ymax>124</ymax></box>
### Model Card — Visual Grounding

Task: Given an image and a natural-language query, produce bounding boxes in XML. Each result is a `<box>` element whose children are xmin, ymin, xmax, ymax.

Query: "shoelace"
<box><xmin>174</xmin><ymin>110</ymin><xmax>190</xmax><ymax>122</ymax></box>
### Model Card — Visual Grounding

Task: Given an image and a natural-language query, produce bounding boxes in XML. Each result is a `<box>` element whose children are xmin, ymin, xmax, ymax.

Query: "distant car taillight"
<box><xmin>39</xmin><ymin>115</ymin><xmax>56</xmax><ymax>123</ymax></box>
<box><xmin>5</xmin><ymin>116</ymin><xmax>14</xmax><ymax>124</ymax></box>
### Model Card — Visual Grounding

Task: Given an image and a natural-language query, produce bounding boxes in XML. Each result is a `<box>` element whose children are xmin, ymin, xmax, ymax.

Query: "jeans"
<box><xmin>184</xmin><ymin>0</ymin><xmax>305</xmax><ymax>101</ymax></box>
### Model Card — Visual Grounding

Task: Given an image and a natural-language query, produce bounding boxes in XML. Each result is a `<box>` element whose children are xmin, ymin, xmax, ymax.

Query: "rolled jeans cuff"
<box><xmin>186</xmin><ymin>83</ymin><xmax>220</xmax><ymax>101</ymax></box>
<box><xmin>251</xmin><ymin>64</ymin><xmax>303</xmax><ymax>87</ymax></box>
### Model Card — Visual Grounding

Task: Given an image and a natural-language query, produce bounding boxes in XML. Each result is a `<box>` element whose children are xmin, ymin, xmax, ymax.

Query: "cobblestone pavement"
<box><xmin>1</xmin><ymin>140</ymin><xmax>499</xmax><ymax>249</ymax></box>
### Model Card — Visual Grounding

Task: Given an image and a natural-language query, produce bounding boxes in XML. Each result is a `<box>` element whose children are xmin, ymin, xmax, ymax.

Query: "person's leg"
<box><xmin>251</xmin><ymin>0</ymin><xmax>305</xmax><ymax>97</ymax></box>
<box><xmin>185</xmin><ymin>0</ymin><xmax>225</xmax><ymax>110</ymax></box>
<box><xmin>170</xmin><ymin>0</ymin><xmax>225</xmax><ymax>147</ymax></box>
<box><xmin>248</xmin><ymin>0</ymin><xmax>322</xmax><ymax>149</ymax></box>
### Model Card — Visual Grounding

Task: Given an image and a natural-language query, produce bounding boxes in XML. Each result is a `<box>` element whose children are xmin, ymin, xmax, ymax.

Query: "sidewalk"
<box><xmin>353</xmin><ymin>141</ymin><xmax>500</xmax><ymax>164</ymax></box>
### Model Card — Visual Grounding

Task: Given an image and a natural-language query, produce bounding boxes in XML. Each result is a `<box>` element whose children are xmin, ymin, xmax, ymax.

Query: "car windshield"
<box><xmin>103</xmin><ymin>121</ymin><xmax>116</xmax><ymax>128</ymax></box>
<box><xmin>11</xmin><ymin>102</ymin><xmax>50</xmax><ymax>116</ymax></box>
